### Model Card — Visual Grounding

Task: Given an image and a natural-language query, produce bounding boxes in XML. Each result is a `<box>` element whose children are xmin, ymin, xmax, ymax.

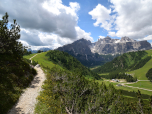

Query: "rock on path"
<box><xmin>7</xmin><ymin>66</ymin><xmax>46</xmax><ymax>114</ymax></box>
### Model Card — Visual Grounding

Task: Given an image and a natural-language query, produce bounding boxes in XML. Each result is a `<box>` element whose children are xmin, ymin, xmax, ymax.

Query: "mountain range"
<box><xmin>91</xmin><ymin>36</ymin><xmax>151</xmax><ymax>54</ymax></box>
<box><xmin>56</xmin><ymin>36</ymin><xmax>151</xmax><ymax>67</ymax></box>
<box><xmin>27</xmin><ymin>47</ymin><xmax>51</xmax><ymax>53</ymax></box>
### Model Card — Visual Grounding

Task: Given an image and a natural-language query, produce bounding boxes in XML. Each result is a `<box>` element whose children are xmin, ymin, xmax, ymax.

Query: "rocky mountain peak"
<box><xmin>104</xmin><ymin>36</ymin><xmax>111</xmax><ymax>40</ymax></box>
<box><xmin>74</xmin><ymin>38</ymin><xmax>91</xmax><ymax>44</ymax></box>
<box><xmin>120</xmin><ymin>36</ymin><xmax>136</xmax><ymax>42</ymax></box>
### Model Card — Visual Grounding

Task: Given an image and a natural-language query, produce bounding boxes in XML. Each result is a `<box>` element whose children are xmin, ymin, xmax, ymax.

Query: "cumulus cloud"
<box><xmin>88</xmin><ymin>4</ymin><xmax>112</xmax><ymax>30</ymax></box>
<box><xmin>98</xmin><ymin>35</ymin><xmax>105</xmax><ymax>39</ymax></box>
<box><xmin>89</xmin><ymin>0</ymin><xmax>152</xmax><ymax>40</ymax></box>
<box><xmin>0</xmin><ymin>0</ymin><xmax>92</xmax><ymax>49</ymax></box>
<box><xmin>19</xmin><ymin>40</ymin><xmax>29</xmax><ymax>47</ymax></box>
<box><xmin>110</xmin><ymin>0</ymin><xmax>152</xmax><ymax>39</ymax></box>
<box><xmin>108</xmin><ymin>32</ymin><xmax>116</xmax><ymax>37</ymax></box>
<box><xmin>137</xmin><ymin>35</ymin><xmax>152</xmax><ymax>41</ymax></box>
<box><xmin>75</xmin><ymin>26</ymin><xmax>93</xmax><ymax>41</ymax></box>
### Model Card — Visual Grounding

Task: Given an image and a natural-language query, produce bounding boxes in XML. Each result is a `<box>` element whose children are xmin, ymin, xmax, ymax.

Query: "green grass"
<box><xmin>126</xmin><ymin>81</ymin><xmax>152</xmax><ymax>90</ymax></box>
<box><xmin>127</xmin><ymin>50</ymin><xmax>152</xmax><ymax>80</ymax></box>
<box><xmin>146</xmin><ymin>49</ymin><xmax>152</xmax><ymax>56</ymax></box>
<box><xmin>85</xmin><ymin>78</ymin><xmax>152</xmax><ymax>96</ymax></box>
<box><xmin>23</xmin><ymin>53</ymin><xmax>37</xmax><ymax>59</ymax></box>
<box><xmin>30</xmin><ymin>52</ymin><xmax>62</xmax><ymax>70</ymax></box>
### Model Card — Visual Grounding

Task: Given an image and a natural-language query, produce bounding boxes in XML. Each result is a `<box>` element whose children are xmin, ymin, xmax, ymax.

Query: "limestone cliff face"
<box><xmin>91</xmin><ymin>36</ymin><xmax>151</xmax><ymax>54</ymax></box>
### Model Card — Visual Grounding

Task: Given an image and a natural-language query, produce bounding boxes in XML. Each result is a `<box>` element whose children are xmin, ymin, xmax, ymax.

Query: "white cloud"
<box><xmin>110</xmin><ymin>0</ymin><xmax>152</xmax><ymax>39</ymax></box>
<box><xmin>89</xmin><ymin>0</ymin><xmax>152</xmax><ymax>40</ymax></box>
<box><xmin>0</xmin><ymin>0</ymin><xmax>92</xmax><ymax>49</ymax></box>
<box><xmin>75</xmin><ymin>26</ymin><xmax>93</xmax><ymax>41</ymax></box>
<box><xmin>137</xmin><ymin>35</ymin><xmax>152</xmax><ymax>41</ymax></box>
<box><xmin>19</xmin><ymin>40</ymin><xmax>29</xmax><ymax>47</ymax></box>
<box><xmin>88</xmin><ymin>4</ymin><xmax>111</xmax><ymax>30</ymax></box>
<box><xmin>69</xmin><ymin>2</ymin><xmax>80</xmax><ymax>12</ymax></box>
<box><xmin>98</xmin><ymin>36</ymin><xmax>105</xmax><ymax>39</ymax></box>
<box><xmin>108</xmin><ymin>32</ymin><xmax>116</xmax><ymax>37</ymax></box>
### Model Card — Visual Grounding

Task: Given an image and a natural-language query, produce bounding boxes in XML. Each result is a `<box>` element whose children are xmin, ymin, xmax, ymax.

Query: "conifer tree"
<box><xmin>0</xmin><ymin>12</ymin><xmax>25</xmax><ymax>59</ymax></box>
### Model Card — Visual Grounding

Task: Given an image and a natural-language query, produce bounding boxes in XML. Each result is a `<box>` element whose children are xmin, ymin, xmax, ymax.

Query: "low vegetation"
<box><xmin>35</xmin><ymin>65</ymin><xmax>152</xmax><ymax>113</ymax></box>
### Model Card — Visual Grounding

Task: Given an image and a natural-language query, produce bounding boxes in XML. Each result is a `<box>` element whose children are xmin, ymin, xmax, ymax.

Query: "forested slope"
<box><xmin>45</xmin><ymin>50</ymin><xmax>101</xmax><ymax>80</ymax></box>
<box><xmin>93</xmin><ymin>50</ymin><xmax>151</xmax><ymax>73</ymax></box>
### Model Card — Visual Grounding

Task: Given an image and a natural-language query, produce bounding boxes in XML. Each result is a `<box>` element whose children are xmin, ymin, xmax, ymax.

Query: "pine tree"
<box><xmin>0</xmin><ymin>12</ymin><xmax>25</xmax><ymax>59</ymax></box>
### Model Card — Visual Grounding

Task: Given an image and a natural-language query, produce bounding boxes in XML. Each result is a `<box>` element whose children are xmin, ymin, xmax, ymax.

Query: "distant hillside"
<box><xmin>45</xmin><ymin>50</ymin><xmax>101</xmax><ymax>80</ymax></box>
<box><xmin>92</xmin><ymin>50</ymin><xmax>151</xmax><ymax>73</ymax></box>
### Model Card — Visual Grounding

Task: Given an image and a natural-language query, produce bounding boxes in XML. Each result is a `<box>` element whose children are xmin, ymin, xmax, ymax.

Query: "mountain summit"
<box><xmin>91</xmin><ymin>36</ymin><xmax>151</xmax><ymax>54</ymax></box>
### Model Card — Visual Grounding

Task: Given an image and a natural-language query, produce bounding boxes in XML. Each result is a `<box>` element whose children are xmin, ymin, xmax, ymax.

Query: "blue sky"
<box><xmin>62</xmin><ymin>0</ymin><xmax>115</xmax><ymax>41</ymax></box>
<box><xmin>0</xmin><ymin>0</ymin><xmax>152</xmax><ymax>50</ymax></box>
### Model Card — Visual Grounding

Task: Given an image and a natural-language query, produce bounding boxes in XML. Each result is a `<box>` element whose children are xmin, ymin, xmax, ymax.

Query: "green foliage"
<box><xmin>0</xmin><ymin>12</ymin><xmax>25</xmax><ymax>59</ymax></box>
<box><xmin>93</xmin><ymin>50</ymin><xmax>150</xmax><ymax>73</ymax></box>
<box><xmin>0</xmin><ymin>55</ymin><xmax>37</xmax><ymax>113</ymax></box>
<box><xmin>37</xmin><ymin>50</ymin><xmax>43</xmax><ymax>53</ymax></box>
<box><xmin>35</xmin><ymin>66</ymin><xmax>152</xmax><ymax>113</ymax></box>
<box><xmin>23</xmin><ymin>48</ymin><xmax>32</xmax><ymax>55</ymax></box>
<box><xmin>23</xmin><ymin>58</ymin><xmax>31</xmax><ymax>64</ymax></box>
<box><xmin>116</xmin><ymin>89</ymin><xmax>150</xmax><ymax>100</ymax></box>
<box><xmin>31</xmin><ymin>60</ymin><xmax>38</xmax><ymax>66</ymax></box>
<box><xmin>146</xmin><ymin>68</ymin><xmax>152</xmax><ymax>82</ymax></box>
<box><xmin>46</xmin><ymin>50</ymin><xmax>101</xmax><ymax>80</ymax></box>
<box><xmin>104</xmin><ymin>71</ymin><xmax>137</xmax><ymax>82</ymax></box>
<box><xmin>0</xmin><ymin>13</ymin><xmax>37</xmax><ymax>114</ymax></box>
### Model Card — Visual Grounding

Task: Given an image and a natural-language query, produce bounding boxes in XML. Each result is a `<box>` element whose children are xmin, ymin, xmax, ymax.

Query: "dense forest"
<box><xmin>0</xmin><ymin>13</ymin><xmax>37</xmax><ymax>114</ymax></box>
<box><xmin>45</xmin><ymin>50</ymin><xmax>101</xmax><ymax>80</ymax></box>
<box><xmin>93</xmin><ymin>51</ymin><xmax>151</xmax><ymax>73</ymax></box>
<box><xmin>35</xmin><ymin>65</ymin><xmax>152</xmax><ymax>114</ymax></box>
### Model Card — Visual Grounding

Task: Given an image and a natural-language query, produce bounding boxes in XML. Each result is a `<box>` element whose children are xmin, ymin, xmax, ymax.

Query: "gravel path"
<box><xmin>30</xmin><ymin>54</ymin><xmax>38</xmax><ymax>63</ymax></box>
<box><xmin>8</xmin><ymin>55</ymin><xmax>46</xmax><ymax>114</ymax></box>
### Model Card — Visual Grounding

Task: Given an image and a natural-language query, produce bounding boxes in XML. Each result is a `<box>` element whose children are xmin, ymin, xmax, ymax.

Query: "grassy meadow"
<box><xmin>23</xmin><ymin>53</ymin><xmax>37</xmax><ymax>59</ymax></box>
